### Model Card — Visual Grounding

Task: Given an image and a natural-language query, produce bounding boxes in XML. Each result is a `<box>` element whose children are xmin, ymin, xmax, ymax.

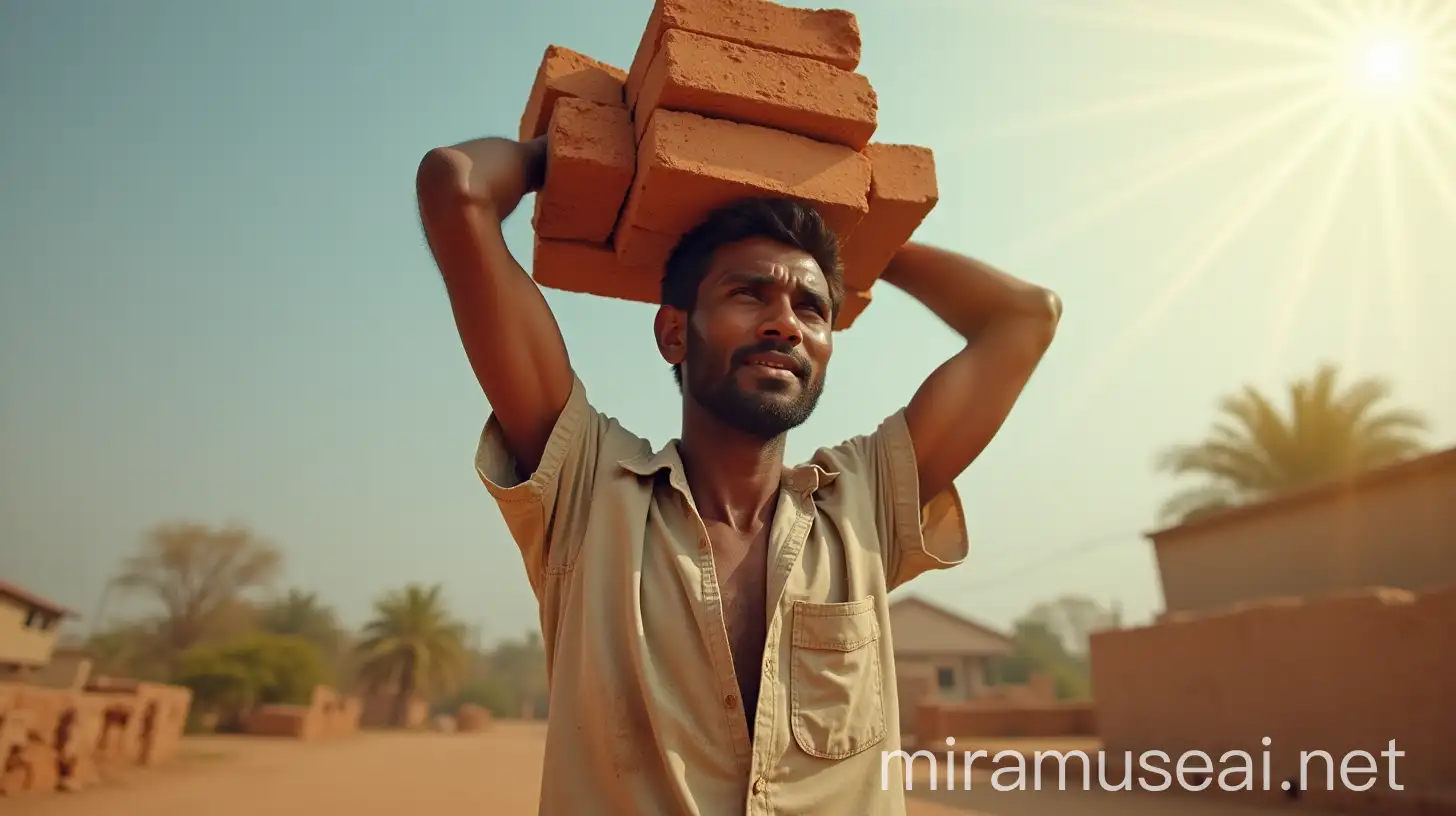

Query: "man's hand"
<box><xmin>881</xmin><ymin>242</ymin><xmax>1062</xmax><ymax>500</ymax></box>
<box><xmin>415</xmin><ymin>135</ymin><xmax>573</xmax><ymax>475</ymax></box>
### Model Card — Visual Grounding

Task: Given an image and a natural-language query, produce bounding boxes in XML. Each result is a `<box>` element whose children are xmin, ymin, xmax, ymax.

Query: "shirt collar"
<box><xmin>617</xmin><ymin>439</ymin><xmax>839</xmax><ymax>496</ymax></box>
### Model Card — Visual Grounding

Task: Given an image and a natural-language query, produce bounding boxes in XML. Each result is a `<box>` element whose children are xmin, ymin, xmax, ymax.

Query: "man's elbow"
<box><xmin>1021</xmin><ymin>286</ymin><xmax>1062</xmax><ymax>353</ymax></box>
<box><xmin>415</xmin><ymin>147</ymin><xmax>470</xmax><ymax>207</ymax></box>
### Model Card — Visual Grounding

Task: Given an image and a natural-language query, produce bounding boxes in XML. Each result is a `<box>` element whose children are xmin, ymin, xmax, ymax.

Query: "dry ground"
<box><xmin>4</xmin><ymin>722</ymin><xmax>1343</xmax><ymax>815</ymax></box>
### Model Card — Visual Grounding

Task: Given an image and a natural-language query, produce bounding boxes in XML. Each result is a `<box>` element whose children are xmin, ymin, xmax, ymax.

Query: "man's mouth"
<box><xmin>741</xmin><ymin>353</ymin><xmax>803</xmax><ymax>378</ymax></box>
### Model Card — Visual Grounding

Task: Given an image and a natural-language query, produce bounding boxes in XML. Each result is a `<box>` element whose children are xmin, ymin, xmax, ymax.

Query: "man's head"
<box><xmin>653</xmin><ymin>197</ymin><xmax>844</xmax><ymax>440</ymax></box>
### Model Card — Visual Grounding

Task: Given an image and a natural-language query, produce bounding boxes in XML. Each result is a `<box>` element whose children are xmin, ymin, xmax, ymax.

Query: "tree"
<box><xmin>1155</xmin><ymin>363</ymin><xmax>1429</xmax><ymax>524</ymax></box>
<box><xmin>109</xmin><ymin>521</ymin><xmax>283</xmax><ymax>670</ymax></box>
<box><xmin>480</xmin><ymin>631</ymin><xmax>549</xmax><ymax>718</ymax></box>
<box><xmin>995</xmin><ymin>618</ymin><xmax>1091</xmax><ymax>701</ymax></box>
<box><xmin>84</xmin><ymin>620</ymin><xmax>171</xmax><ymax>682</ymax></box>
<box><xmin>175</xmin><ymin>632</ymin><xmax>330</xmax><ymax>730</ymax></box>
<box><xmin>256</xmin><ymin>588</ymin><xmax>350</xmax><ymax>683</ymax></box>
<box><xmin>354</xmin><ymin>583</ymin><xmax>468</xmax><ymax>727</ymax></box>
<box><xmin>1020</xmin><ymin>595</ymin><xmax>1121</xmax><ymax>657</ymax></box>
<box><xmin>257</xmin><ymin>590</ymin><xmax>340</xmax><ymax>644</ymax></box>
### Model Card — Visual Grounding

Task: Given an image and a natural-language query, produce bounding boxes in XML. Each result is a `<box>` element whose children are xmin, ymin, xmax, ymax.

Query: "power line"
<box><xmin>958</xmin><ymin>526</ymin><xmax>1143</xmax><ymax>591</ymax></box>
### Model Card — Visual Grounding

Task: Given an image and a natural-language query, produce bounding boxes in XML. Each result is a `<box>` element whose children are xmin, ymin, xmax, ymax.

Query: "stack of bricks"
<box><xmin>520</xmin><ymin>0</ymin><xmax>938</xmax><ymax>330</ymax></box>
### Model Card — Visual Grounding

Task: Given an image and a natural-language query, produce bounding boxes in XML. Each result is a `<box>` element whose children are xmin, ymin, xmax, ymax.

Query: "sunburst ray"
<box><xmin>1265</xmin><ymin>115</ymin><xmax>1372</xmax><ymax>382</ymax></box>
<box><xmin>960</xmin><ymin>65</ymin><xmax>1328</xmax><ymax>147</ymax></box>
<box><xmin>1062</xmin><ymin>103</ymin><xmax>1352</xmax><ymax>414</ymax></box>
<box><xmin>1004</xmin><ymin>88</ymin><xmax>1339</xmax><ymax>267</ymax></box>
<box><xmin>999</xmin><ymin>0</ymin><xmax>1332</xmax><ymax>55</ymax></box>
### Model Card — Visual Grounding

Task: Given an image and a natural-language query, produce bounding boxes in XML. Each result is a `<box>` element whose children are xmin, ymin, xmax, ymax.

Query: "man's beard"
<box><xmin>684</xmin><ymin>329</ymin><xmax>825</xmax><ymax>439</ymax></box>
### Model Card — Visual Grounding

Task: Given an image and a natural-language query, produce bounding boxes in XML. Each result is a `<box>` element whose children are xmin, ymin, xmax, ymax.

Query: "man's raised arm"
<box><xmin>415</xmin><ymin>136</ymin><xmax>573</xmax><ymax>475</ymax></box>
<box><xmin>885</xmin><ymin>243</ymin><xmax>1063</xmax><ymax>501</ymax></box>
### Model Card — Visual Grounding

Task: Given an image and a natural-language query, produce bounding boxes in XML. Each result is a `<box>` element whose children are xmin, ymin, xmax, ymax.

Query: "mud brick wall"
<box><xmin>914</xmin><ymin>701</ymin><xmax>1098</xmax><ymax>743</ymax></box>
<box><xmin>1089</xmin><ymin>585</ymin><xmax>1456</xmax><ymax>812</ymax></box>
<box><xmin>359</xmin><ymin>692</ymin><xmax>428</xmax><ymax>729</ymax></box>
<box><xmin>455</xmin><ymin>703</ymin><xmax>493</xmax><ymax>733</ymax></box>
<box><xmin>521</xmin><ymin>0</ymin><xmax>938</xmax><ymax>329</ymax></box>
<box><xmin>241</xmin><ymin>686</ymin><xmax>361</xmax><ymax>740</ymax></box>
<box><xmin>0</xmin><ymin>678</ymin><xmax>191</xmax><ymax>796</ymax></box>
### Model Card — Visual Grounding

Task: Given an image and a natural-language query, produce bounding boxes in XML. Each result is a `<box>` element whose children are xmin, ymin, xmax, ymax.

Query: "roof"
<box><xmin>0</xmin><ymin>579</ymin><xmax>78</xmax><ymax>618</ymax></box>
<box><xmin>888</xmin><ymin>594</ymin><xmax>1014</xmax><ymax>656</ymax></box>
<box><xmin>1146</xmin><ymin>445</ymin><xmax>1456</xmax><ymax>543</ymax></box>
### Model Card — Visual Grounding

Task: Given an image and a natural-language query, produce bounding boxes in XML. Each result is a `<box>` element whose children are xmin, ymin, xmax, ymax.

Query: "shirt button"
<box><xmin>753</xmin><ymin>777</ymin><xmax>766</xmax><ymax>794</ymax></box>
<box><xmin>724</xmin><ymin>693</ymin><xmax>737</xmax><ymax>709</ymax></box>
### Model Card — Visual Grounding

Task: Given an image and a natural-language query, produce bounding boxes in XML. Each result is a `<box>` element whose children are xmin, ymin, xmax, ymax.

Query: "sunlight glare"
<box><xmin>1361</xmin><ymin>38</ymin><xmax>1411</xmax><ymax>88</ymax></box>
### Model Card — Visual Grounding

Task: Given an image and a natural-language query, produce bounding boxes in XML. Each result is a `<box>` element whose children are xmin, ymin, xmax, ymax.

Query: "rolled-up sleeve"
<box><xmin>474</xmin><ymin>374</ymin><xmax>602</xmax><ymax>596</ymax></box>
<box><xmin>817</xmin><ymin>410</ymin><xmax>970</xmax><ymax>591</ymax></box>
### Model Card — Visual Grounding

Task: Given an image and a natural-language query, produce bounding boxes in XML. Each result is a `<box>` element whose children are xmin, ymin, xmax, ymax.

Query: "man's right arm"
<box><xmin>415</xmin><ymin>136</ymin><xmax>572</xmax><ymax>476</ymax></box>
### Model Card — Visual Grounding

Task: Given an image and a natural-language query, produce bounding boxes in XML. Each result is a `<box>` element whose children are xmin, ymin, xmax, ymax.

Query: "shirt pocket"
<box><xmin>788</xmin><ymin>596</ymin><xmax>887</xmax><ymax>760</ymax></box>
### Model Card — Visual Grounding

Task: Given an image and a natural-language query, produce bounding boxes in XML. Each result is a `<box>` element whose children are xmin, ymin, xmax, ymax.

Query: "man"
<box><xmin>415</xmin><ymin>133</ymin><xmax>1061</xmax><ymax>815</ymax></box>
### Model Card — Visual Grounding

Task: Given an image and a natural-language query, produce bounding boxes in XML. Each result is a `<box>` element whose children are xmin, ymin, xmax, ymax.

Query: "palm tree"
<box><xmin>1155</xmin><ymin>362</ymin><xmax>1430</xmax><ymax>525</ymax></box>
<box><xmin>354</xmin><ymin>583</ymin><xmax>468</xmax><ymax>727</ymax></box>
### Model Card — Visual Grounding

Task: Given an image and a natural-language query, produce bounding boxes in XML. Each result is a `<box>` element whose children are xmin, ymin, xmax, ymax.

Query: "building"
<box><xmin>889</xmin><ymin>595</ymin><xmax>1013</xmax><ymax>724</ymax></box>
<box><xmin>0</xmin><ymin>579</ymin><xmax>76</xmax><ymax>674</ymax></box>
<box><xmin>1146</xmin><ymin>446</ymin><xmax>1456</xmax><ymax>616</ymax></box>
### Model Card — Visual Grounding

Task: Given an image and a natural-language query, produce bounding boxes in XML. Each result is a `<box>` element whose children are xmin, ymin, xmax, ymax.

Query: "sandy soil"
<box><xmin>4</xmin><ymin>722</ymin><xmax>1343</xmax><ymax>816</ymax></box>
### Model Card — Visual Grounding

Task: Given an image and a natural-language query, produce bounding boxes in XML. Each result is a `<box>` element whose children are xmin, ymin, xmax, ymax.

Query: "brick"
<box><xmin>519</xmin><ymin>45</ymin><xmax>627</xmax><ymax>142</ymax></box>
<box><xmin>614</xmin><ymin>109</ymin><xmax>870</xmax><ymax>266</ymax></box>
<box><xmin>626</xmin><ymin>0</ymin><xmax>861</xmax><ymax>115</ymax></box>
<box><xmin>533</xmin><ymin>236</ymin><xmax>661</xmax><ymax>304</ymax></box>
<box><xmin>533</xmin><ymin>98</ymin><xmax>635</xmax><ymax>243</ymax></box>
<box><xmin>612</xmin><ymin>224</ymin><xmax>680</xmax><ymax>271</ymax></box>
<box><xmin>835</xmin><ymin>288</ymin><xmax>871</xmax><ymax>330</ymax></box>
<box><xmin>840</xmin><ymin>143</ymin><xmax>938</xmax><ymax>290</ymax></box>
<box><xmin>633</xmin><ymin>29</ymin><xmax>876</xmax><ymax>150</ymax></box>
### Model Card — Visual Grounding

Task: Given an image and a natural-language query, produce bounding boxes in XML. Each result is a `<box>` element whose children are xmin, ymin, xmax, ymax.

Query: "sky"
<box><xmin>2</xmin><ymin>0</ymin><xmax>1453</xmax><ymax>645</ymax></box>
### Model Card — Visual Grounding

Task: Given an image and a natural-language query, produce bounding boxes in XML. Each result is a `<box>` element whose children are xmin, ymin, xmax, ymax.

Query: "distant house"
<box><xmin>1147</xmin><ymin>445</ymin><xmax>1456</xmax><ymax>616</ymax></box>
<box><xmin>889</xmin><ymin>595</ymin><xmax>1013</xmax><ymax>732</ymax></box>
<box><xmin>0</xmin><ymin>579</ymin><xmax>76</xmax><ymax>673</ymax></box>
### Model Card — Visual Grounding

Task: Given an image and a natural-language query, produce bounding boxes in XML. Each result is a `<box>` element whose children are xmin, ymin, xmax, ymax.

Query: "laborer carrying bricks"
<box><xmin>414</xmin><ymin>3</ymin><xmax>1061</xmax><ymax>814</ymax></box>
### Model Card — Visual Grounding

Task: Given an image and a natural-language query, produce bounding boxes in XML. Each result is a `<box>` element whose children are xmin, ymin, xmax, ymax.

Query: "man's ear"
<box><xmin>654</xmin><ymin>304</ymin><xmax>686</xmax><ymax>367</ymax></box>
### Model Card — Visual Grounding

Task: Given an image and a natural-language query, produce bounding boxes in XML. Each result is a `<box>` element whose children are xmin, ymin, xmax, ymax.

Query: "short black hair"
<box><xmin>661</xmin><ymin>198</ymin><xmax>844</xmax><ymax>387</ymax></box>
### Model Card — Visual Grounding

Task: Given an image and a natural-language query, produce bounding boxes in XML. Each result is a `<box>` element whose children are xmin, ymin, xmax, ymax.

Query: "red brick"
<box><xmin>626</xmin><ymin>0</ymin><xmax>861</xmax><ymax>114</ymax></box>
<box><xmin>533</xmin><ymin>98</ymin><xmax>635</xmax><ymax>243</ymax></box>
<box><xmin>612</xmin><ymin>225</ymin><xmax>679</xmax><ymax>271</ymax></box>
<box><xmin>840</xmin><ymin>144</ymin><xmax>938</xmax><ymax>290</ymax></box>
<box><xmin>633</xmin><ymin>29</ymin><xmax>876</xmax><ymax>150</ymax></box>
<box><xmin>835</xmin><ymin>288</ymin><xmax>871</xmax><ymax>330</ymax></box>
<box><xmin>519</xmin><ymin>45</ymin><xmax>627</xmax><ymax>142</ymax></box>
<box><xmin>614</xmin><ymin>109</ymin><xmax>870</xmax><ymax>266</ymax></box>
<box><xmin>533</xmin><ymin>236</ymin><xmax>660</xmax><ymax>304</ymax></box>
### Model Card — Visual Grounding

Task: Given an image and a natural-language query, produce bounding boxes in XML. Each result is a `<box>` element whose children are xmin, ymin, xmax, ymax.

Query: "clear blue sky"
<box><xmin>3</xmin><ymin>0</ymin><xmax>1452</xmax><ymax>643</ymax></box>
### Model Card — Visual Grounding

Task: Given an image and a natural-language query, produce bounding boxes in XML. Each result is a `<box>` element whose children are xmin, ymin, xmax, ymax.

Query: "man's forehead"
<box><xmin>709</xmin><ymin>239</ymin><xmax>825</xmax><ymax>288</ymax></box>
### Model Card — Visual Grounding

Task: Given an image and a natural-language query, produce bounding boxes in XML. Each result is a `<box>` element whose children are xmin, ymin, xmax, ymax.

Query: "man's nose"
<box><xmin>757</xmin><ymin>297</ymin><xmax>803</xmax><ymax>345</ymax></box>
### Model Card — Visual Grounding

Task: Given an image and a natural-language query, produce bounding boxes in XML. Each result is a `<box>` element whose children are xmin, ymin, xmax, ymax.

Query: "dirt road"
<box><xmin>5</xmin><ymin>723</ymin><xmax>1340</xmax><ymax>816</ymax></box>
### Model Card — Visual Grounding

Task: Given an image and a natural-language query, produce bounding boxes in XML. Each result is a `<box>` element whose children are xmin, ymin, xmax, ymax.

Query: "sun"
<box><xmin>1359</xmin><ymin>37</ymin><xmax>1412</xmax><ymax>89</ymax></box>
<box><xmin>969</xmin><ymin>0</ymin><xmax>1456</xmax><ymax>428</ymax></box>
<box><xmin>1333</xmin><ymin>15</ymin><xmax>1441</xmax><ymax>112</ymax></box>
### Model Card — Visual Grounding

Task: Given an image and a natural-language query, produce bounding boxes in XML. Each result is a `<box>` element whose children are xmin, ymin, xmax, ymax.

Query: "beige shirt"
<box><xmin>475</xmin><ymin>375</ymin><xmax>970</xmax><ymax>815</ymax></box>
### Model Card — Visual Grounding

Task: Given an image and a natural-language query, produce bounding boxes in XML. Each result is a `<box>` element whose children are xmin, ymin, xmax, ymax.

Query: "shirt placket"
<box><xmin>667</xmin><ymin>471</ymin><xmax>755</xmax><ymax>762</ymax></box>
<box><xmin>747</xmin><ymin>487</ymin><xmax>815</xmax><ymax>815</ymax></box>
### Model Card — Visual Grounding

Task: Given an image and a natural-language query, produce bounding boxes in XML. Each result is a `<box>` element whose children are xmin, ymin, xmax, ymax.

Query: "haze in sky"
<box><xmin>3</xmin><ymin>0</ymin><xmax>1453</xmax><ymax>643</ymax></box>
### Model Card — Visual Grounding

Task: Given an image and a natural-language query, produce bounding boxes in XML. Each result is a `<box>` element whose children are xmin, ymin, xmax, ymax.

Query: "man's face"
<box><xmin>680</xmin><ymin>237</ymin><xmax>834</xmax><ymax>439</ymax></box>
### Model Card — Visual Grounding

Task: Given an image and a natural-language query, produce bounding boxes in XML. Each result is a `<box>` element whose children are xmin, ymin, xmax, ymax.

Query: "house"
<box><xmin>0</xmin><ymin>579</ymin><xmax>76</xmax><ymax>674</ymax></box>
<box><xmin>888</xmin><ymin>594</ymin><xmax>1013</xmax><ymax>726</ymax></box>
<box><xmin>1146</xmin><ymin>445</ymin><xmax>1456</xmax><ymax>616</ymax></box>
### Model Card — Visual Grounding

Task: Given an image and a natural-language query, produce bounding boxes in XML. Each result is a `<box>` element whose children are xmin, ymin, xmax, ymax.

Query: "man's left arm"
<box><xmin>883</xmin><ymin>242</ymin><xmax>1063</xmax><ymax>501</ymax></box>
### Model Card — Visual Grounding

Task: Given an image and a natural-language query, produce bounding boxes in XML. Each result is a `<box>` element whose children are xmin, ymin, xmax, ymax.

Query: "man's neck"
<box><xmin>678</xmin><ymin>407</ymin><xmax>786</xmax><ymax>533</ymax></box>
